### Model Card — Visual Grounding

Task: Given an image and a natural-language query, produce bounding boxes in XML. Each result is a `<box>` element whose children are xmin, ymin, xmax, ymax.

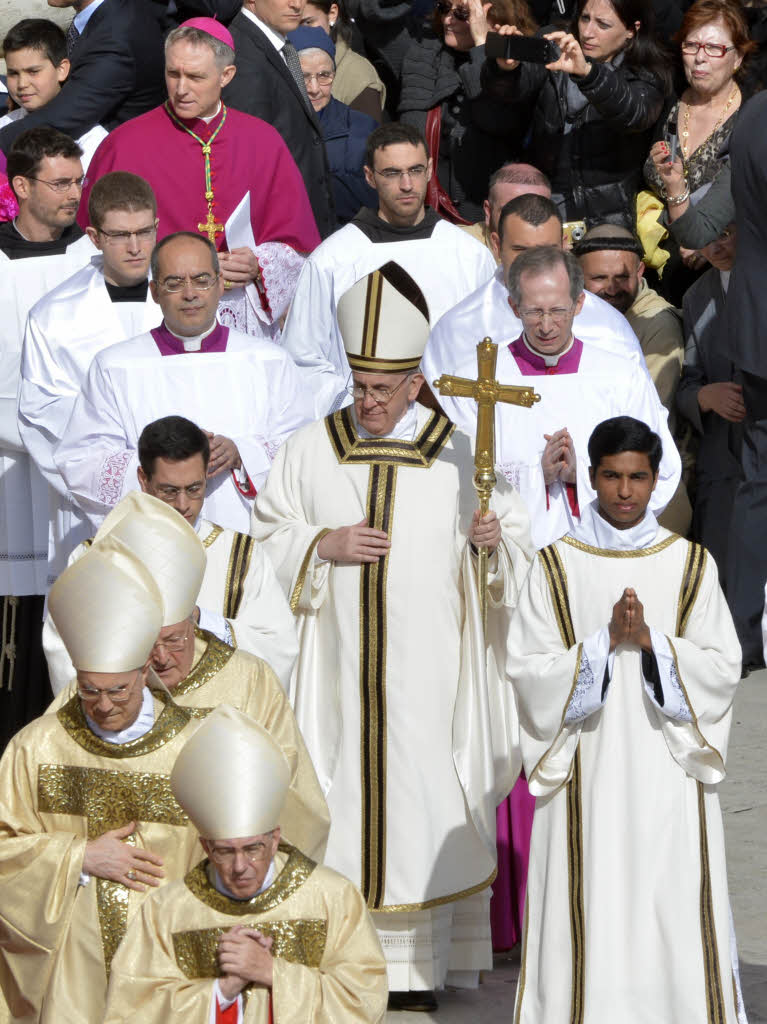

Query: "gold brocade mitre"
<box><xmin>171</xmin><ymin>704</ymin><xmax>291</xmax><ymax>840</ymax></box>
<box><xmin>338</xmin><ymin>261</ymin><xmax>431</xmax><ymax>374</ymax></box>
<box><xmin>93</xmin><ymin>491</ymin><xmax>205</xmax><ymax>625</ymax></box>
<box><xmin>48</xmin><ymin>535</ymin><xmax>164</xmax><ymax>672</ymax></box>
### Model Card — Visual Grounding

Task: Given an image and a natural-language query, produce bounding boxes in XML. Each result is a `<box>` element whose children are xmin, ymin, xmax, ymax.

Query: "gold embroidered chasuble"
<box><xmin>104</xmin><ymin>844</ymin><xmax>388</xmax><ymax>1023</ymax></box>
<box><xmin>252</xmin><ymin>405</ymin><xmax>533</xmax><ymax>913</ymax></box>
<box><xmin>0</xmin><ymin>692</ymin><xmax>203</xmax><ymax>1024</ymax></box>
<box><xmin>49</xmin><ymin>630</ymin><xmax>330</xmax><ymax>862</ymax></box>
<box><xmin>507</xmin><ymin>530</ymin><xmax>743</xmax><ymax>1024</ymax></box>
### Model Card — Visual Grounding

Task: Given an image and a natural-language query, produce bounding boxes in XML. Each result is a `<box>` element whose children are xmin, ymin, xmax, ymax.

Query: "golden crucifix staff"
<box><xmin>433</xmin><ymin>338</ymin><xmax>540</xmax><ymax>631</ymax></box>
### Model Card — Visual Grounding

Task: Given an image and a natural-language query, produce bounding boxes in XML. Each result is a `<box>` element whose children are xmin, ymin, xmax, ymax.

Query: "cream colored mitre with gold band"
<box><xmin>338</xmin><ymin>260</ymin><xmax>431</xmax><ymax>374</ymax></box>
<box><xmin>171</xmin><ymin>704</ymin><xmax>291</xmax><ymax>840</ymax></box>
<box><xmin>92</xmin><ymin>491</ymin><xmax>205</xmax><ymax>625</ymax></box>
<box><xmin>48</xmin><ymin>534</ymin><xmax>164</xmax><ymax>672</ymax></box>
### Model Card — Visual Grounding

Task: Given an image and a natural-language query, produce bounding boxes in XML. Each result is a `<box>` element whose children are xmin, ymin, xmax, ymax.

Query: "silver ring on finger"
<box><xmin>126</xmin><ymin>870</ymin><xmax>137</xmax><ymax>881</ymax></box>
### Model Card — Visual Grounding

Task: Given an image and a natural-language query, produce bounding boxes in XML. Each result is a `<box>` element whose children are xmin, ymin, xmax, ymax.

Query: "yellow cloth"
<box><xmin>0</xmin><ymin>693</ymin><xmax>203</xmax><ymax>1024</ymax></box>
<box><xmin>51</xmin><ymin>630</ymin><xmax>330</xmax><ymax>862</ymax></box>
<box><xmin>104</xmin><ymin>844</ymin><xmax>388</xmax><ymax>1023</ymax></box>
<box><xmin>636</xmin><ymin>190</ymin><xmax>670</xmax><ymax>276</ymax></box>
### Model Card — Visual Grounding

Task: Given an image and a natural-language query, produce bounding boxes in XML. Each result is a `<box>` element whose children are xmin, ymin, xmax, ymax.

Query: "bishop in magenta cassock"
<box><xmin>79</xmin><ymin>18</ymin><xmax>320</xmax><ymax>338</ymax></box>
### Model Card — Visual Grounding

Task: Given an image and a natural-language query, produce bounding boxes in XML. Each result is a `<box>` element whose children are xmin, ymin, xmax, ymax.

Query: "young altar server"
<box><xmin>507</xmin><ymin>415</ymin><xmax>744</xmax><ymax>1023</ymax></box>
<box><xmin>105</xmin><ymin>704</ymin><xmax>389</xmax><ymax>1024</ymax></box>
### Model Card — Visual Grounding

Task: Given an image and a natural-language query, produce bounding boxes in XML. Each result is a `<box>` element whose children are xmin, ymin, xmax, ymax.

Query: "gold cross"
<box><xmin>198</xmin><ymin>207</ymin><xmax>224</xmax><ymax>245</ymax></box>
<box><xmin>433</xmin><ymin>337</ymin><xmax>540</xmax><ymax>627</ymax></box>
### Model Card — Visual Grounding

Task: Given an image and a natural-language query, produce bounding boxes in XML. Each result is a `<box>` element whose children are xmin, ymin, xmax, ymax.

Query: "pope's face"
<box><xmin>5</xmin><ymin>47</ymin><xmax>68</xmax><ymax>111</ymax></box>
<box><xmin>77</xmin><ymin>667</ymin><xmax>147</xmax><ymax>733</ymax></box>
<box><xmin>510</xmin><ymin>264</ymin><xmax>584</xmax><ymax>356</ymax></box>
<box><xmin>352</xmin><ymin>370</ymin><xmax>424</xmax><ymax>437</ymax></box>
<box><xmin>138</xmin><ymin>454</ymin><xmax>207</xmax><ymax>525</ymax></box>
<box><xmin>150</xmin><ymin>235</ymin><xmax>224</xmax><ymax>337</ymax></box>
<box><xmin>165</xmin><ymin>40</ymin><xmax>235</xmax><ymax>120</ymax></box>
<box><xmin>494</xmin><ymin>213</ymin><xmax>563</xmax><ymax>275</ymax></box>
<box><xmin>579</xmin><ymin>249</ymin><xmax>642</xmax><ymax>314</ymax></box>
<box><xmin>203</xmin><ymin>830</ymin><xmax>281</xmax><ymax>898</ymax></box>
<box><xmin>248</xmin><ymin>0</ymin><xmax>305</xmax><ymax>35</ymax></box>
<box><xmin>149</xmin><ymin>619</ymin><xmax>195</xmax><ymax>690</ymax></box>
<box><xmin>589</xmin><ymin>451</ymin><xmax>658</xmax><ymax>529</ymax></box>
<box><xmin>88</xmin><ymin>207</ymin><xmax>158</xmax><ymax>288</ymax></box>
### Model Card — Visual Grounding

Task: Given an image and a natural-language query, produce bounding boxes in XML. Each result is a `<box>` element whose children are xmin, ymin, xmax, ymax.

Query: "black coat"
<box><xmin>0</xmin><ymin>0</ymin><xmax>166</xmax><ymax>154</ymax></box>
<box><xmin>481</xmin><ymin>54</ymin><xmax>665</xmax><ymax>228</ymax></box>
<box><xmin>318</xmin><ymin>97</ymin><xmax>378</xmax><ymax>223</ymax></box>
<box><xmin>223</xmin><ymin>12</ymin><xmax>336</xmax><ymax>239</ymax></box>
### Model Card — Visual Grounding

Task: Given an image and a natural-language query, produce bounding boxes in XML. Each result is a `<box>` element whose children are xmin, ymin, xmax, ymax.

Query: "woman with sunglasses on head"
<box><xmin>644</xmin><ymin>0</ymin><xmax>755</xmax><ymax>298</ymax></box>
<box><xmin>352</xmin><ymin>0</ymin><xmax>537</xmax><ymax>223</ymax></box>
<box><xmin>481</xmin><ymin>0</ymin><xmax>671</xmax><ymax>230</ymax></box>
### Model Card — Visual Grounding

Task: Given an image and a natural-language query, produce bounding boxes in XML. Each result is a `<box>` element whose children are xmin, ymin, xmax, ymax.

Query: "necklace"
<box><xmin>164</xmin><ymin>101</ymin><xmax>228</xmax><ymax>244</ymax></box>
<box><xmin>680</xmin><ymin>83</ymin><xmax>739</xmax><ymax>161</ymax></box>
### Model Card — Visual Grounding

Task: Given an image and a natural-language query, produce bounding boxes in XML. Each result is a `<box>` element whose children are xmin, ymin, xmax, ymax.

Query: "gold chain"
<box><xmin>680</xmin><ymin>84</ymin><xmax>739</xmax><ymax>161</ymax></box>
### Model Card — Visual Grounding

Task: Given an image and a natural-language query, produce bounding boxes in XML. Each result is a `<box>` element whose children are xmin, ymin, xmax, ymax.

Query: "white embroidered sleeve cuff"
<box><xmin>565</xmin><ymin>626</ymin><xmax>614</xmax><ymax>724</ymax></box>
<box><xmin>642</xmin><ymin>628</ymin><xmax>693</xmax><ymax>721</ymax></box>
<box><xmin>197</xmin><ymin>608</ymin><xmax>234</xmax><ymax>647</ymax></box>
<box><xmin>255</xmin><ymin>241</ymin><xmax>306</xmax><ymax>323</ymax></box>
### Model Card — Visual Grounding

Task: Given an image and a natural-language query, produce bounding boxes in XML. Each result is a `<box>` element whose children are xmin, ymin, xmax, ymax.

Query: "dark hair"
<box><xmin>588</xmin><ymin>416</ymin><xmax>662</xmax><ymax>473</ymax></box>
<box><xmin>150</xmin><ymin>231</ymin><xmax>220</xmax><ymax>281</ymax></box>
<box><xmin>88</xmin><ymin>172</ymin><xmax>157</xmax><ymax>230</ymax></box>
<box><xmin>497</xmin><ymin>193</ymin><xmax>562</xmax><ymax>244</ymax></box>
<box><xmin>433</xmin><ymin>0</ymin><xmax>537</xmax><ymax>40</ymax></box>
<box><xmin>507</xmin><ymin>245</ymin><xmax>583</xmax><ymax>304</ymax></box>
<box><xmin>138</xmin><ymin>416</ymin><xmax>210</xmax><ymax>476</ymax></box>
<box><xmin>2</xmin><ymin>18</ymin><xmax>67</xmax><ymax>65</ymax></box>
<box><xmin>364</xmin><ymin>122</ymin><xmax>427</xmax><ymax>169</ymax></box>
<box><xmin>7</xmin><ymin>126</ymin><xmax>83</xmax><ymax>199</ymax></box>
<box><xmin>572</xmin><ymin>0</ymin><xmax>673</xmax><ymax>95</ymax></box>
<box><xmin>301</xmin><ymin>0</ymin><xmax>354</xmax><ymax>45</ymax></box>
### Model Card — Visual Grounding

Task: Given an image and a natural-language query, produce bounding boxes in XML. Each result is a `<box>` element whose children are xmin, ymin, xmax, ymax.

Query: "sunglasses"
<box><xmin>435</xmin><ymin>1</ymin><xmax>471</xmax><ymax>20</ymax></box>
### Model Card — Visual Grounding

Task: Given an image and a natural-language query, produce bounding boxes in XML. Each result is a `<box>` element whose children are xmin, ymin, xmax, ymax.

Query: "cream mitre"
<box><xmin>48</xmin><ymin>535</ymin><xmax>164</xmax><ymax>672</ymax></box>
<box><xmin>338</xmin><ymin>261</ymin><xmax>431</xmax><ymax>374</ymax></box>
<box><xmin>92</xmin><ymin>491</ymin><xmax>206</xmax><ymax>625</ymax></box>
<box><xmin>171</xmin><ymin>705</ymin><xmax>291</xmax><ymax>840</ymax></box>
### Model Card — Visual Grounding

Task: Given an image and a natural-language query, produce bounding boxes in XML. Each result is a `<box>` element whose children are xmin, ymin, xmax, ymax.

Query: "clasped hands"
<box><xmin>204</xmin><ymin>430</ymin><xmax>241</xmax><ymax>477</ymax></box>
<box><xmin>608</xmin><ymin>587</ymin><xmax>653</xmax><ymax>653</ymax></box>
<box><xmin>218</xmin><ymin>924</ymin><xmax>274</xmax><ymax>1001</ymax></box>
<box><xmin>542</xmin><ymin>428</ymin><xmax>577</xmax><ymax>486</ymax></box>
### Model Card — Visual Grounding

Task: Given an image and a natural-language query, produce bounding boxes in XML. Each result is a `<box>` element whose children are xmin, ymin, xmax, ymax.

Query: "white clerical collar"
<box><xmin>720</xmin><ymin>269</ymin><xmax>731</xmax><ymax>293</ymax></box>
<box><xmin>571</xmin><ymin>499</ymin><xmax>659</xmax><ymax>551</ymax></box>
<box><xmin>200</xmin><ymin>101</ymin><xmax>222</xmax><ymax>125</ymax></box>
<box><xmin>521</xmin><ymin>330</ymin><xmax>574</xmax><ymax>367</ymax></box>
<box><xmin>85</xmin><ymin>685</ymin><xmax>155</xmax><ymax>744</ymax></box>
<box><xmin>241</xmin><ymin>7</ymin><xmax>286</xmax><ymax>47</ymax></box>
<box><xmin>165</xmin><ymin>319</ymin><xmax>218</xmax><ymax>352</ymax></box>
<box><xmin>208</xmin><ymin>857</ymin><xmax>277</xmax><ymax>900</ymax></box>
<box><xmin>353</xmin><ymin>400</ymin><xmax>419</xmax><ymax>441</ymax></box>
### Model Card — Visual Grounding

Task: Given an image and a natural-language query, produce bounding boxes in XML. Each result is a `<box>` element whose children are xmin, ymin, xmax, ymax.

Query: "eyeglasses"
<box><xmin>208</xmin><ymin>838</ymin><xmax>273</xmax><ymax>865</ymax></box>
<box><xmin>97</xmin><ymin>225</ymin><xmax>157</xmax><ymax>245</ymax></box>
<box><xmin>372</xmin><ymin>164</ymin><xmax>428</xmax><ymax>182</ymax></box>
<box><xmin>518</xmin><ymin>306</ymin><xmax>574</xmax><ymax>324</ymax></box>
<box><xmin>155</xmin><ymin>483</ymin><xmax>205</xmax><ymax>500</ymax></box>
<box><xmin>152</xmin><ymin>628</ymin><xmax>190</xmax><ymax>654</ymax></box>
<box><xmin>302</xmin><ymin>70</ymin><xmax>335</xmax><ymax>85</ymax></box>
<box><xmin>681</xmin><ymin>41</ymin><xmax>735</xmax><ymax>58</ymax></box>
<box><xmin>77</xmin><ymin>671</ymin><xmax>140</xmax><ymax>704</ymax></box>
<box><xmin>26</xmin><ymin>175</ymin><xmax>84</xmax><ymax>193</ymax></box>
<box><xmin>434</xmin><ymin>1</ymin><xmax>470</xmax><ymax>20</ymax></box>
<box><xmin>158</xmin><ymin>272</ymin><xmax>219</xmax><ymax>293</ymax></box>
<box><xmin>346</xmin><ymin>374</ymin><xmax>412</xmax><ymax>404</ymax></box>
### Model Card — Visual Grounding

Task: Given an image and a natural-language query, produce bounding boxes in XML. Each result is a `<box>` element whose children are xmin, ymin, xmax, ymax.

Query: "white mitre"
<box><xmin>171</xmin><ymin>704</ymin><xmax>290</xmax><ymax>840</ymax></box>
<box><xmin>92</xmin><ymin>491</ymin><xmax>205</xmax><ymax>625</ymax></box>
<box><xmin>338</xmin><ymin>260</ymin><xmax>431</xmax><ymax>374</ymax></box>
<box><xmin>48</xmin><ymin>535</ymin><xmax>164</xmax><ymax>672</ymax></box>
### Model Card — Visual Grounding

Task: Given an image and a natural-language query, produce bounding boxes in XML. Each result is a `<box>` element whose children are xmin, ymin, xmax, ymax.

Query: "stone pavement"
<box><xmin>387</xmin><ymin>671</ymin><xmax>767</xmax><ymax>1023</ymax></box>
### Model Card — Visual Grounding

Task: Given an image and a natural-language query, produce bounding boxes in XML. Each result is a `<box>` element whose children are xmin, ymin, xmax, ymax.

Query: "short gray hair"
<box><xmin>507</xmin><ymin>246</ymin><xmax>584</xmax><ymax>306</ymax></box>
<box><xmin>297</xmin><ymin>46</ymin><xmax>335</xmax><ymax>68</ymax></box>
<box><xmin>165</xmin><ymin>25</ymin><xmax>235</xmax><ymax>70</ymax></box>
<box><xmin>150</xmin><ymin>231</ymin><xmax>220</xmax><ymax>282</ymax></box>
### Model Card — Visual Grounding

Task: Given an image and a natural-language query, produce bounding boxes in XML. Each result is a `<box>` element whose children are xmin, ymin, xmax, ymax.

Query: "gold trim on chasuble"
<box><xmin>44</xmin><ymin>700</ymin><xmax>194</xmax><ymax>975</ymax></box>
<box><xmin>325</xmin><ymin>407</ymin><xmax>455</xmax><ymax>910</ymax></box>
<box><xmin>676</xmin><ymin>541</ymin><xmax>707</xmax><ymax>636</ymax></box>
<box><xmin>290</xmin><ymin>529</ymin><xmax>332</xmax><ymax>614</ymax></box>
<box><xmin>224</xmin><ymin>532</ymin><xmax>255</xmax><ymax>619</ymax></box>
<box><xmin>697</xmin><ymin>783</ymin><xmax>726</xmax><ymax>1023</ymax></box>
<box><xmin>168</xmin><ymin>628</ymin><xmax>235</xmax><ymax>698</ymax></box>
<box><xmin>536</xmin><ymin>543</ymin><xmax>585</xmax><ymax>1024</ymax></box>
<box><xmin>561</xmin><ymin>532</ymin><xmax>681</xmax><ymax>558</ymax></box>
<box><xmin>202</xmin><ymin>524</ymin><xmax>224</xmax><ymax>548</ymax></box>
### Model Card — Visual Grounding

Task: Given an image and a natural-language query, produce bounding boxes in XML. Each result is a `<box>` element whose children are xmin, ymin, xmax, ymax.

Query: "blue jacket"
<box><xmin>318</xmin><ymin>97</ymin><xmax>378</xmax><ymax>224</ymax></box>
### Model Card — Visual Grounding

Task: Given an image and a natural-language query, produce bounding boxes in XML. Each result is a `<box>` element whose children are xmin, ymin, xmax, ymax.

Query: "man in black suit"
<box><xmin>224</xmin><ymin>0</ymin><xmax>337</xmax><ymax>238</ymax></box>
<box><xmin>0</xmin><ymin>0</ymin><xmax>165</xmax><ymax>155</ymax></box>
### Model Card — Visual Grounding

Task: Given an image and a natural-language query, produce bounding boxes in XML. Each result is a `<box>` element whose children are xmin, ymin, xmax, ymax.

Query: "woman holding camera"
<box><xmin>481</xmin><ymin>0</ymin><xmax>671</xmax><ymax>228</ymax></box>
<box><xmin>353</xmin><ymin>0</ymin><xmax>537</xmax><ymax>222</ymax></box>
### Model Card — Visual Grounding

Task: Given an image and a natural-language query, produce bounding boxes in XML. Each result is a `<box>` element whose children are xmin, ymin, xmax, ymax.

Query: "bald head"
<box><xmin>575</xmin><ymin>223</ymin><xmax>645</xmax><ymax>315</ymax></box>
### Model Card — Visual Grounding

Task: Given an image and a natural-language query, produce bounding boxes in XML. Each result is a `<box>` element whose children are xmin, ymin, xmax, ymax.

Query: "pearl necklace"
<box><xmin>680</xmin><ymin>83</ymin><xmax>740</xmax><ymax>161</ymax></box>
